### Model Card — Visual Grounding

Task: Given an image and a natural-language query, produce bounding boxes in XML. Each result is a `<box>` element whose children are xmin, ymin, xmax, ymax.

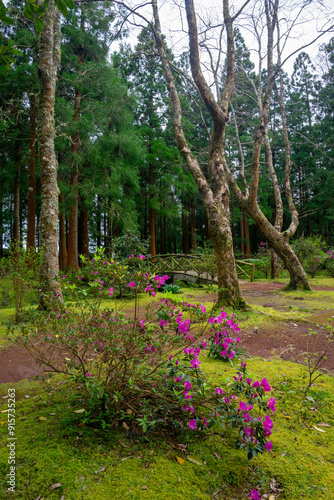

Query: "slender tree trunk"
<box><xmin>240</xmin><ymin>213</ymin><xmax>245</xmax><ymax>257</ymax></box>
<box><xmin>13</xmin><ymin>143</ymin><xmax>20</xmax><ymax>246</ymax></box>
<box><xmin>27</xmin><ymin>93</ymin><xmax>37</xmax><ymax>251</ymax></box>
<box><xmin>81</xmin><ymin>205</ymin><xmax>89</xmax><ymax>259</ymax></box>
<box><xmin>148</xmin><ymin>161</ymin><xmax>156</xmax><ymax>256</ymax></box>
<box><xmin>190</xmin><ymin>195</ymin><xmax>196</xmax><ymax>251</ymax></box>
<box><xmin>58</xmin><ymin>156</ymin><xmax>67</xmax><ymax>271</ymax></box>
<box><xmin>38</xmin><ymin>1</ymin><xmax>62</xmax><ymax>302</ymax></box>
<box><xmin>59</xmin><ymin>195</ymin><xmax>67</xmax><ymax>270</ymax></box>
<box><xmin>182</xmin><ymin>200</ymin><xmax>189</xmax><ymax>254</ymax></box>
<box><xmin>67</xmin><ymin>43</ymin><xmax>83</xmax><ymax>270</ymax></box>
<box><xmin>96</xmin><ymin>196</ymin><xmax>101</xmax><ymax>248</ymax></box>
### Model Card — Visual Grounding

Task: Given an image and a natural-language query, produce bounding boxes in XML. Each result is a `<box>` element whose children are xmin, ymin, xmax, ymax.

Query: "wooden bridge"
<box><xmin>150</xmin><ymin>254</ymin><xmax>255</xmax><ymax>284</ymax></box>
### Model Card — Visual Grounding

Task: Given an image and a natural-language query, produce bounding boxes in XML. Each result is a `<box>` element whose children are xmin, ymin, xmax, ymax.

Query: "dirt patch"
<box><xmin>1</xmin><ymin>283</ymin><xmax>334</xmax><ymax>384</ymax></box>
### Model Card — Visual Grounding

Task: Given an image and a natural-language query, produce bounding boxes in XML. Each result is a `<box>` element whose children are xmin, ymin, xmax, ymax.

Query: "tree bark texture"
<box><xmin>27</xmin><ymin>92</ymin><xmax>37</xmax><ymax>251</ymax></box>
<box><xmin>38</xmin><ymin>1</ymin><xmax>62</xmax><ymax>302</ymax></box>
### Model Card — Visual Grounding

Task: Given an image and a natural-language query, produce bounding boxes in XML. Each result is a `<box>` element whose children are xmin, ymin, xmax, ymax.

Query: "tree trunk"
<box><xmin>67</xmin><ymin>44</ymin><xmax>83</xmax><ymax>270</ymax></box>
<box><xmin>182</xmin><ymin>200</ymin><xmax>189</xmax><ymax>254</ymax></box>
<box><xmin>190</xmin><ymin>195</ymin><xmax>196</xmax><ymax>251</ymax></box>
<box><xmin>27</xmin><ymin>92</ymin><xmax>37</xmax><ymax>251</ymax></box>
<box><xmin>81</xmin><ymin>205</ymin><xmax>89</xmax><ymax>259</ymax></box>
<box><xmin>96</xmin><ymin>196</ymin><xmax>101</xmax><ymax>248</ymax></box>
<box><xmin>59</xmin><ymin>195</ymin><xmax>67</xmax><ymax>271</ymax></box>
<box><xmin>38</xmin><ymin>1</ymin><xmax>62</xmax><ymax>303</ymax></box>
<box><xmin>148</xmin><ymin>162</ymin><xmax>156</xmax><ymax>256</ymax></box>
<box><xmin>13</xmin><ymin>144</ymin><xmax>20</xmax><ymax>246</ymax></box>
<box><xmin>240</xmin><ymin>213</ymin><xmax>245</xmax><ymax>256</ymax></box>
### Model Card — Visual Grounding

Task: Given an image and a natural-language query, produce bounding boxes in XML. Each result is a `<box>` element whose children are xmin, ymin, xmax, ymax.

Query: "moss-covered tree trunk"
<box><xmin>38</xmin><ymin>1</ymin><xmax>62</xmax><ymax>303</ymax></box>
<box><xmin>152</xmin><ymin>0</ymin><xmax>247</xmax><ymax>309</ymax></box>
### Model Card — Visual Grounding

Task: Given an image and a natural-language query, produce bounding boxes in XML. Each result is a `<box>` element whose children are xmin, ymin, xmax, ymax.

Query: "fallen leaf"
<box><xmin>123</xmin><ymin>422</ymin><xmax>129</xmax><ymax>431</ymax></box>
<box><xmin>313</xmin><ymin>425</ymin><xmax>326</xmax><ymax>433</ymax></box>
<box><xmin>317</xmin><ymin>422</ymin><xmax>330</xmax><ymax>428</ymax></box>
<box><xmin>118</xmin><ymin>440</ymin><xmax>129</xmax><ymax>448</ymax></box>
<box><xmin>213</xmin><ymin>453</ymin><xmax>221</xmax><ymax>460</ymax></box>
<box><xmin>38</xmin><ymin>417</ymin><xmax>47</xmax><ymax>421</ymax></box>
<box><xmin>126</xmin><ymin>409</ymin><xmax>132</xmax><ymax>415</ymax></box>
<box><xmin>1</xmin><ymin>409</ymin><xmax>9</xmax><ymax>413</ymax></box>
<box><xmin>0</xmin><ymin>421</ymin><xmax>6</xmax><ymax>425</ymax></box>
<box><xmin>141</xmin><ymin>485</ymin><xmax>148</xmax><ymax>490</ymax></box>
<box><xmin>73</xmin><ymin>409</ymin><xmax>85</xmax><ymax>414</ymax></box>
<box><xmin>178</xmin><ymin>477</ymin><xmax>181</xmax><ymax>483</ymax></box>
<box><xmin>284</xmin><ymin>415</ymin><xmax>292</xmax><ymax>419</ymax></box>
<box><xmin>176</xmin><ymin>456</ymin><xmax>185</xmax><ymax>465</ymax></box>
<box><xmin>94</xmin><ymin>467</ymin><xmax>106</xmax><ymax>474</ymax></box>
<box><xmin>49</xmin><ymin>483</ymin><xmax>62</xmax><ymax>491</ymax></box>
<box><xmin>269</xmin><ymin>496</ymin><xmax>275</xmax><ymax>500</ymax></box>
<box><xmin>187</xmin><ymin>455</ymin><xmax>203</xmax><ymax>466</ymax></box>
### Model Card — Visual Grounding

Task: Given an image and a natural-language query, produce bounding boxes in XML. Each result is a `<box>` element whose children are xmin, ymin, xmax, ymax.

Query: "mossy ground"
<box><xmin>0</xmin><ymin>357</ymin><xmax>333</xmax><ymax>499</ymax></box>
<box><xmin>1</xmin><ymin>278</ymin><xmax>334</xmax><ymax>499</ymax></box>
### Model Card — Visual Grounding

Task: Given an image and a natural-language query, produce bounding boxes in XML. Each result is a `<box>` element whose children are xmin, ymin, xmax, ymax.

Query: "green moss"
<box><xmin>1</xmin><ymin>356</ymin><xmax>334</xmax><ymax>499</ymax></box>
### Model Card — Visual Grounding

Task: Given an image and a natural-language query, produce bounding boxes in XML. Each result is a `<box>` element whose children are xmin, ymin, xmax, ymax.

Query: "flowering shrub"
<box><xmin>206</xmin><ymin>310</ymin><xmax>246</xmax><ymax>364</ymax></box>
<box><xmin>10</xmin><ymin>250</ymin><xmax>275</xmax><ymax>460</ymax></box>
<box><xmin>324</xmin><ymin>248</ymin><xmax>334</xmax><ymax>277</ymax></box>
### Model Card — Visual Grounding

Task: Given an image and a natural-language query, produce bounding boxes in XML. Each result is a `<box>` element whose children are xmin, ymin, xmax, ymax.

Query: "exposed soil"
<box><xmin>1</xmin><ymin>280</ymin><xmax>333</xmax><ymax>384</ymax></box>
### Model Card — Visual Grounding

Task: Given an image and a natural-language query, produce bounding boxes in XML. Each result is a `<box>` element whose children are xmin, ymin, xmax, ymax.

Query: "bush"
<box><xmin>194</xmin><ymin>245</ymin><xmax>217</xmax><ymax>281</ymax></box>
<box><xmin>291</xmin><ymin>235</ymin><xmax>326</xmax><ymax>278</ymax></box>
<box><xmin>0</xmin><ymin>244</ymin><xmax>42</xmax><ymax>322</ymax></box>
<box><xmin>324</xmin><ymin>249</ymin><xmax>334</xmax><ymax>277</ymax></box>
<box><xmin>9</xmin><ymin>250</ymin><xmax>276</xmax><ymax>460</ymax></box>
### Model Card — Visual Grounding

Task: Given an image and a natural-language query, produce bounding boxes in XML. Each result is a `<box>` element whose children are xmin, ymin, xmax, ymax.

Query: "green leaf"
<box><xmin>55</xmin><ymin>0</ymin><xmax>68</xmax><ymax>16</ymax></box>
<box><xmin>34</xmin><ymin>17</ymin><xmax>45</xmax><ymax>33</ymax></box>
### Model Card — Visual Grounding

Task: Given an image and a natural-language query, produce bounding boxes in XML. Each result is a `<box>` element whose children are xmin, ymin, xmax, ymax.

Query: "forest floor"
<box><xmin>1</xmin><ymin>278</ymin><xmax>334</xmax><ymax>500</ymax></box>
<box><xmin>0</xmin><ymin>278</ymin><xmax>334</xmax><ymax>383</ymax></box>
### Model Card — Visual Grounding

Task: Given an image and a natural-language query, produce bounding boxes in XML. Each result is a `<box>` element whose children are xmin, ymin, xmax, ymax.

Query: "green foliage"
<box><xmin>111</xmin><ymin>232</ymin><xmax>149</xmax><ymax>261</ymax></box>
<box><xmin>291</xmin><ymin>235</ymin><xmax>326</xmax><ymax>278</ymax></box>
<box><xmin>162</xmin><ymin>283</ymin><xmax>181</xmax><ymax>294</ymax></box>
<box><xmin>195</xmin><ymin>245</ymin><xmax>217</xmax><ymax>281</ymax></box>
<box><xmin>0</xmin><ymin>244</ymin><xmax>42</xmax><ymax>322</ymax></box>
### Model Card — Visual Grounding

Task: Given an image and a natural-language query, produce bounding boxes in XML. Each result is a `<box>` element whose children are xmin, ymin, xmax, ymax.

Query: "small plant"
<box><xmin>0</xmin><ymin>244</ymin><xmax>42</xmax><ymax>322</ymax></box>
<box><xmin>163</xmin><ymin>283</ymin><xmax>181</xmax><ymax>294</ymax></box>
<box><xmin>299</xmin><ymin>327</ymin><xmax>334</xmax><ymax>398</ymax></box>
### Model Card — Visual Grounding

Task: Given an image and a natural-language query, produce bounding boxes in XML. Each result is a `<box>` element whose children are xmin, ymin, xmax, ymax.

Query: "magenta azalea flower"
<box><xmin>260</xmin><ymin>378</ymin><xmax>271</xmax><ymax>392</ymax></box>
<box><xmin>263</xmin><ymin>415</ymin><xmax>273</xmax><ymax>436</ymax></box>
<box><xmin>189</xmin><ymin>419</ymin><xmax>197</xmax><ymax>430</ymax></box>
<box><xmin>184</xmin><ymin>380</ymin><xmax>192</xmax><ymax>390</ymax></box>
<box><xmin>127</xmin><ymin>282</ymin><xmax>136</xmax><ymax>288</ymax></box>
<box><xmin>250</xmin><ymin>489</ymin><xmax>261</xmax><ymax>500</ymax></box>
<box><xmin>216</xmin><ymin>387</ymin><xmax>224</xmax><ymax>395</ymax></box>
<box><xmin>265</xmin><ymin>441</ymin><xmax>272</xmax><ymax>453</ymax></box>
<box><xmin>190</xmin><ymin>358</ymin><xmax>201</xmax><ymax>369</ymax></box>
<box><xmin>267</xmin><ymin>398</ymin><xmax>276</xmax><ymax>412</ymax></box>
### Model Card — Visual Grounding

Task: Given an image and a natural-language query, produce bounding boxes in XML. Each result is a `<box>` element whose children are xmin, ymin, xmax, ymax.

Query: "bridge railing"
<box><xmin>150</xmin><ymin>254</ymin><xmax>255</xmax><ymax>282</ymax></box>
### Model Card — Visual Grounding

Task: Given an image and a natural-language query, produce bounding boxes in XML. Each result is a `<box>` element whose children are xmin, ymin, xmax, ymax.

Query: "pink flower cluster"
<box><xmin>207</xmin><ymin>309</ymin><xmax>241</xmax><ymax>361</ymax></box>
